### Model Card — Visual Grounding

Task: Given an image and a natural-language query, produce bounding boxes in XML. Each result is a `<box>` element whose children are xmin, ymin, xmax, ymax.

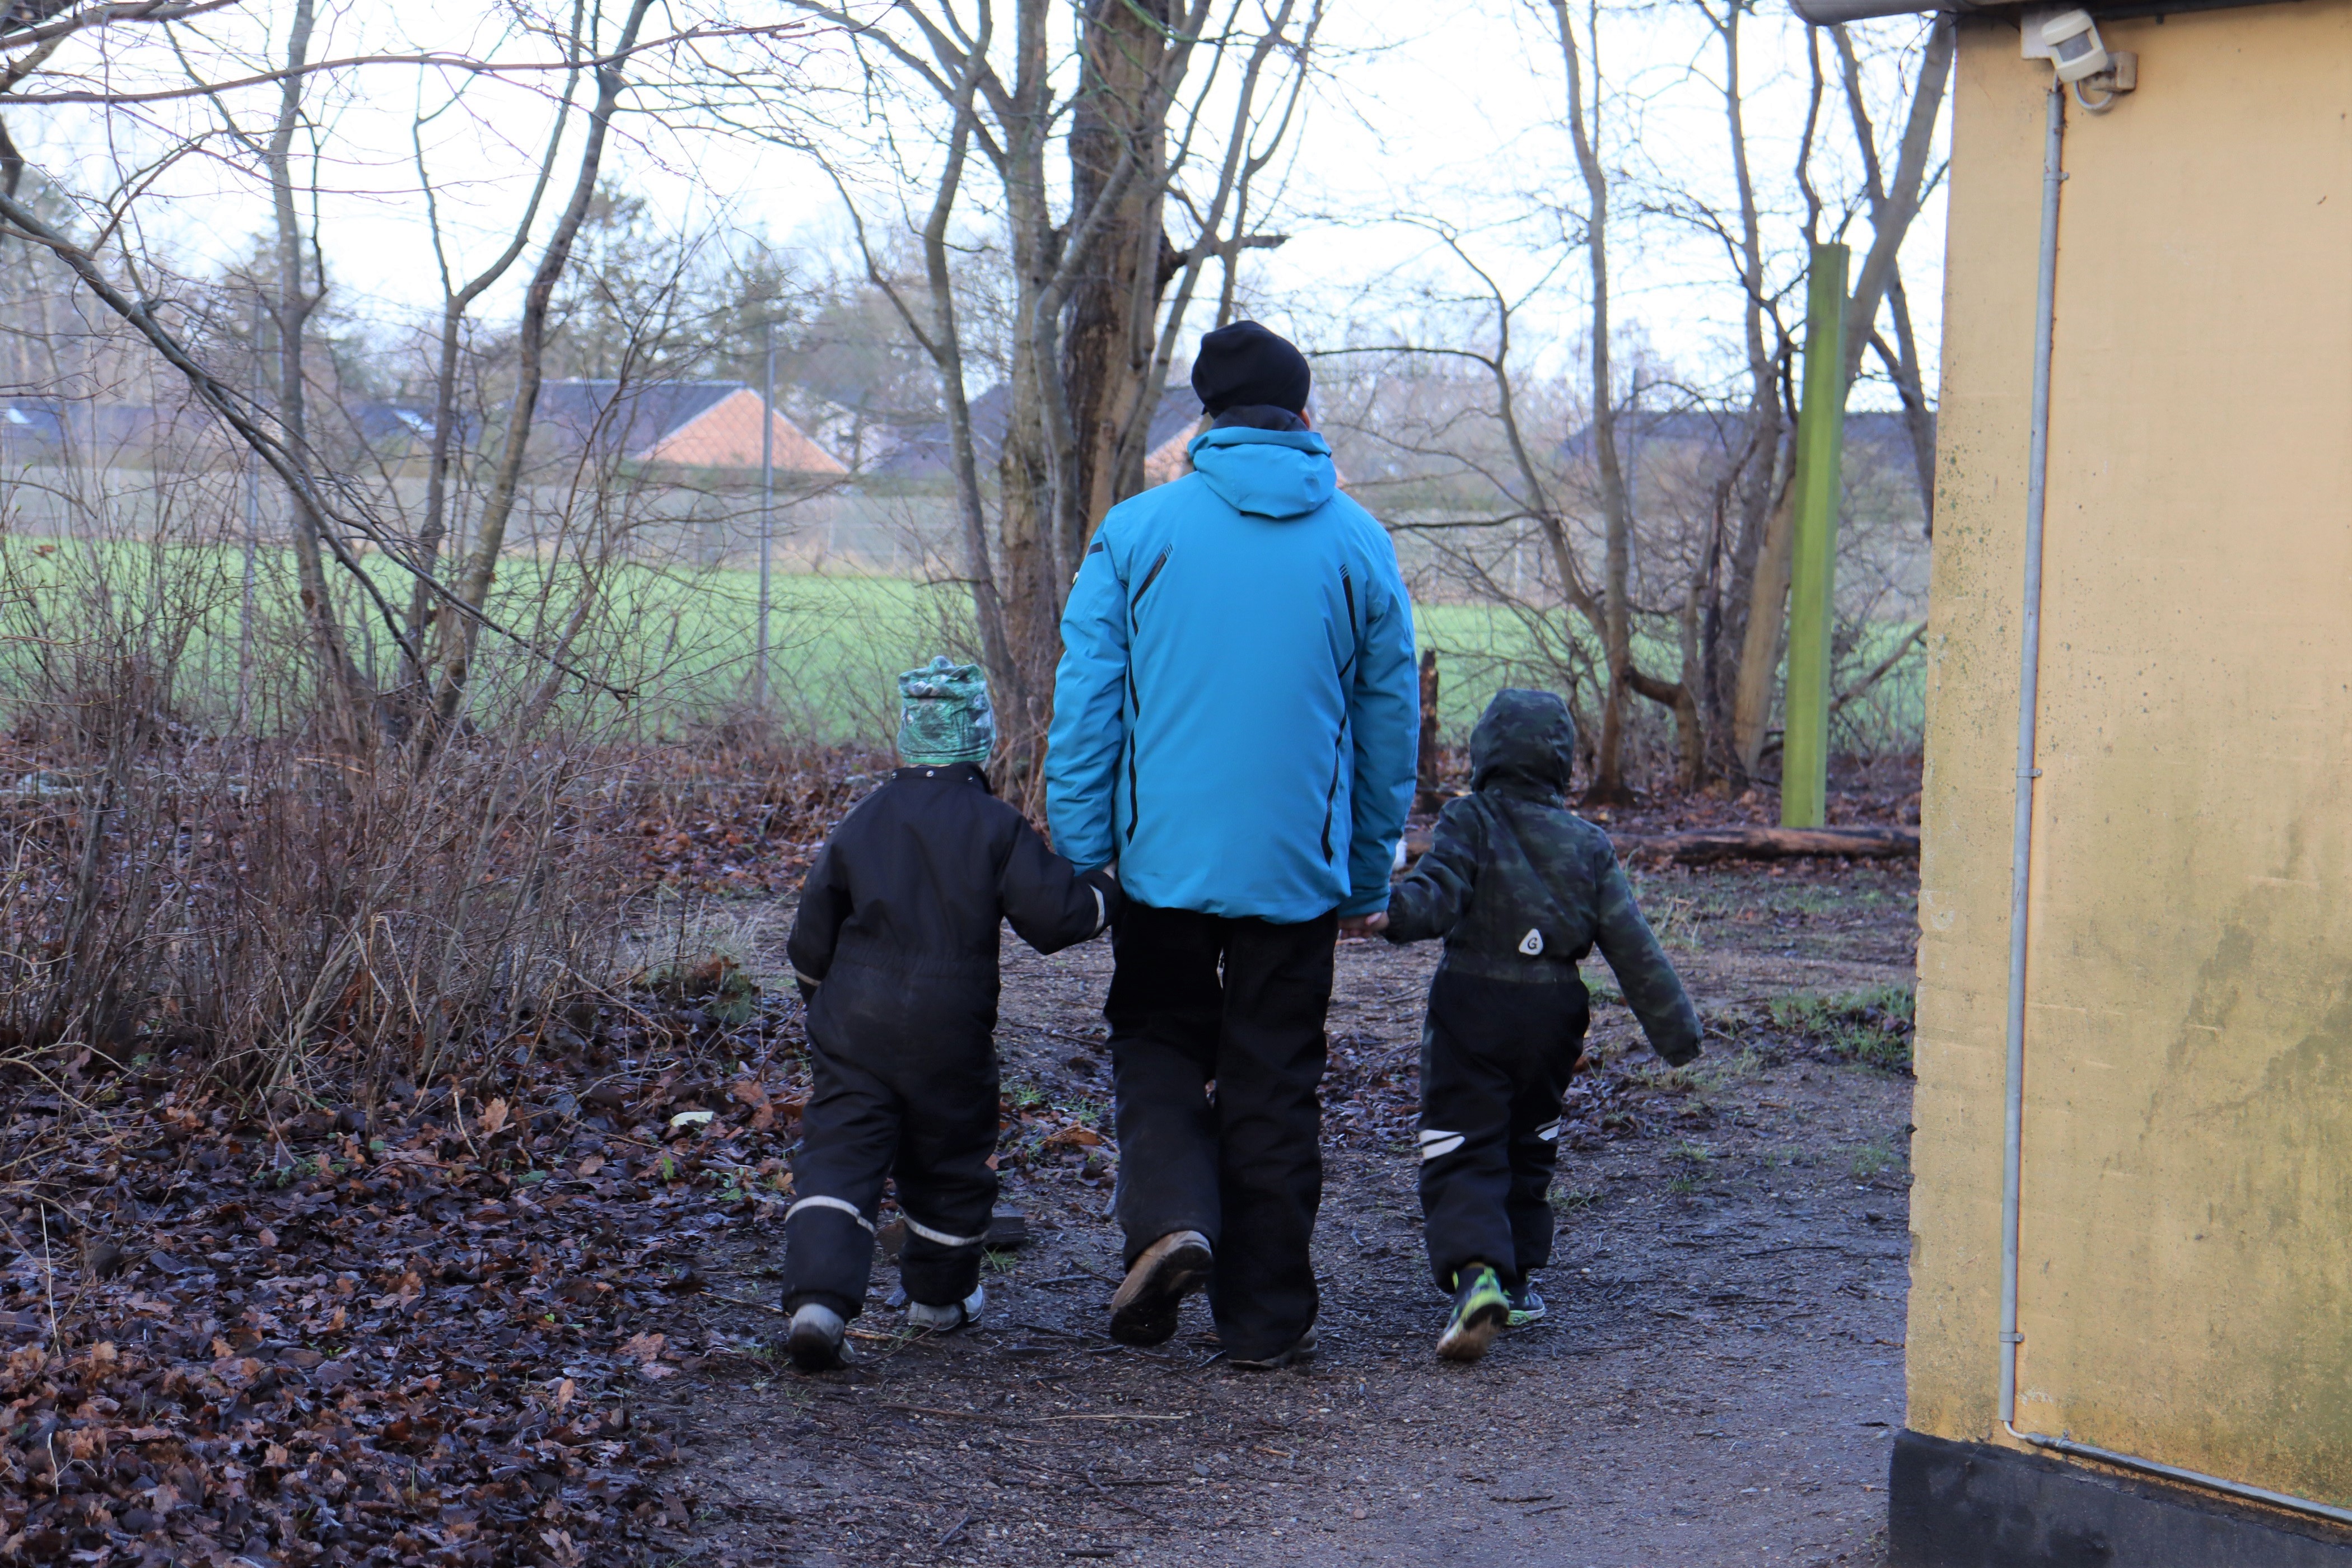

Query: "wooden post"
<box><xmin>1415</xmin><ymin>648</ymin><xmax>1442</xmax><ymax>815</ymax></box>
<box><xmin>1781</xmin><ymin>242</ymin><xmax>1850</xmax><ymax>829</ymax></box>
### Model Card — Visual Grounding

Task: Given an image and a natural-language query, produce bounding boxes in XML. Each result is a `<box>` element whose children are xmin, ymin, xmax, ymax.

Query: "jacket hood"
<box><xmin>1187</xmin><ymin>426</ymin><xmax>1337</xmax><ymax>520</ymax></box>
<box><xmin>1469</xmin><ymin>688</ymin><xmax>1578</xmax><ymax>797</ymax></box>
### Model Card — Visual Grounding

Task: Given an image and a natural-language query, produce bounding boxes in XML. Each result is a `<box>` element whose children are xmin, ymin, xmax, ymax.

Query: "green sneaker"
<box><xmin>1437</xmin><ymin>1264</ymin><xmax>1510</xmax><ymax>1362</ymax></box>
<box><xmin>1508</xmin><ymin>1282</ymin><xmax>1547</xmax><ymax>1327</ymax></box>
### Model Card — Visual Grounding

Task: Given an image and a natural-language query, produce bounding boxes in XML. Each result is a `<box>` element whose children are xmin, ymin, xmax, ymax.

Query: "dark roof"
<box><xmin>871</xmin><ymin>384</ymin><xmax>1202</xmax><ymax>479</ymax></box>
<box><xmin>533</xmin><ymin>380</ymin><xmax>745</xmax><ymax>455</ymax></box>
<box><xmin>0</xmin><ymin>399</ymin><xmax>66</xmax><ymax>444</ymax></box>
<box><xmin>346</xmin><ymin>402</ymin><xmax>451</xmax><ymax>450</ymax></box>
<box><xmin>1559</xmin><ymin>407</ymin><xmax>1931</xmax><ymax>465</ymax></box>
<box><xmin>0</xmin><ymin>402</ymin><xmax>197</xmax><ymax>450</ymax></box>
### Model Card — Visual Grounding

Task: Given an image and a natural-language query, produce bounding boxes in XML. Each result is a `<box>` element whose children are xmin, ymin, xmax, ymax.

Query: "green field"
<box><xmin>0</xmin><ymin>539</ymin><xmax>1921</xmax><ymax>750</ymax></box>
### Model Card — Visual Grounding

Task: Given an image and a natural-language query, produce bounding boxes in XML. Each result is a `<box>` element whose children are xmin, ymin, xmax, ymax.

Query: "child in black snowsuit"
<box><xmin>1373</xmin><ymin>688</ymin><xmax>1701</xmax><ymax>1362</ymax></box>
<box><xmin>781</xmin><ymin>658</ymin><xmax>1117</xmax><ymax>1370</ymax></box>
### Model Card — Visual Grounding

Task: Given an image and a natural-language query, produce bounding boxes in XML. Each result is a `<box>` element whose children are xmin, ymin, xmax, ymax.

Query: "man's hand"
<box><xmin>1337</xmin><ymin>911</ymin><xmax>1389</xmax><ymax>939</ymax></box>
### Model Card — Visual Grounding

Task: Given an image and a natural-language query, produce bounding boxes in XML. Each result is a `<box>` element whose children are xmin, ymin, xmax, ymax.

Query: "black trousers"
<box><xmin>1105</xmin><ymin>902</ymin><xmax>1338</xmax><ymax>1362</ymax></box>
<box><xmin>1416</xmin><ymin>966</ymin><xmax>1589</xmax><ymax>1292</ymax></box>
<box><xmin>782</xmin><ymin>956</ymin><xmax>1000</xmax><ymax>1318</ymax></box>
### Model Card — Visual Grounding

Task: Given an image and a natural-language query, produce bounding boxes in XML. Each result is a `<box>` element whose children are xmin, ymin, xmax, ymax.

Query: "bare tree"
<box><xmin>432</xmin><ymin>0</ymin><xmax>658</xmax><ymax>732</ymax></box>
<box><xmin>1726</xmin><ymin>10</ymin><xmax>1950</xmax><ymax>780</ymax></box>
<box><xmin>786</xmin><ymin>0</ymin><xmax>1319</xmax><ymax>777</ymax></box>
<box><xmin>1547</xmin><ymin>0</ymin><xmax>1639</xmax><ymax>800</ymax></box>
<box><xmin>403</xmin><ymin>2</ymin><xmax>590</xmax><ymax>689</ymax></box>
<box><xmin>1833</xmin><ymin>18</ymin><xmax>1948</xmax><ymax>529</ymax></box>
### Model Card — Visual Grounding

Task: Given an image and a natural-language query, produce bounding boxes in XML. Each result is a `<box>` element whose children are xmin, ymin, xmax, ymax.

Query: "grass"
<box><xmin>1765</xmin><ymin>983</ymin><xmax>1915</xmax><ymax>1069</ymax></box>
<box><xmin>1850</xmin><ymin>1135</ymin><xmax>1908</xmax><ymax>1183</ymax></box>
<box><xmin>1664</xmin><ymin>1138</ymin><xmax>1716</xmax><ymax>1194</ymax></box>
<box><xmin>1549</xmin><ymin>1184</ymin><xmax>1604</xmax><ymax>1214</ymax></box>
<box><xmin>0</xmin><ymin>534</ymin><xmax>1928</xmax><ymax>748</ymax></box>
<box><xmin>1632</xmin><ymin>886</ymin><xmax>1703</xmax><ymax>951</ymax></box>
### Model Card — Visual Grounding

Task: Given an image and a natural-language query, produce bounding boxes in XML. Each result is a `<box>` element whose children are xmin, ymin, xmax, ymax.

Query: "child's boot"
<box><xmin>786</xmin><ymin>1302</ymin><xmax>850</xmax><ymax>1371</ymax></box>
<box><xmin>1508</xmin><ymin>1278</ymin><xmax>1546</xmax><ymax>1327</ymax></box>
<box><xmin>906</xmin><ymin>1283</ymin><xmax>987</xmax><ymax>1333</ymax></box>
<box><xmin>1437</xmin><ymin>1263</ymin><xmax>1510</xmax><ymax>1362</ymax></box>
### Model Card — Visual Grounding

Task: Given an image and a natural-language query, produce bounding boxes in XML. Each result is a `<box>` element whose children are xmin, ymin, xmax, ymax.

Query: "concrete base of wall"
<box><xmin>1889</xmin><ymin>1429</ymin><xmax>2352</xmax><ymax>1567</ymax></box>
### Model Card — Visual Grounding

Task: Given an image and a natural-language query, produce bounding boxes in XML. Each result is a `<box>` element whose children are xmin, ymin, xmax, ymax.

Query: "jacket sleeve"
<box><xmin>1383</xmin><ymin>797</ymin><xmax>1481</xmax><ymax>944</ymax></box>
<box><xmin>1045</xmin><ymin>535</ymin><xmax>1131</xmax><ymax>874</ymax></box>
<box><xmin>1000</xmin><ymin>814</ymin><xmax>1119</xmax><ymax>955</ymax></box>
<box><xmin>785</xmin><ymin>841</ymin><xmax>852</xmax><ymax>995</ymax></box>
<box><xmin>1341</xmin><ymin>541</ymin><xmax>1420</xmax><ymax>916</ymax></box>
<box><xmin>1590</xmin><ymin>845</ymin><xmax>1702</xmax><ymax>1066</ymax></box>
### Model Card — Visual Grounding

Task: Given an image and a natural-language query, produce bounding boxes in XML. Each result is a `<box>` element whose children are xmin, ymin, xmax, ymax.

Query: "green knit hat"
<box><xmin>897</xmin><ymin>656</ymin><xmax>995</xmax><ymax>767</ymax></box>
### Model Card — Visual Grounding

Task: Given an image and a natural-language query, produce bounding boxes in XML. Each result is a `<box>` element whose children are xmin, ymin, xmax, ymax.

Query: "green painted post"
<box><xmin>1781</xmin><ymin>241</ymin><xmax>1850</xmax><ymax>829</ymax></box>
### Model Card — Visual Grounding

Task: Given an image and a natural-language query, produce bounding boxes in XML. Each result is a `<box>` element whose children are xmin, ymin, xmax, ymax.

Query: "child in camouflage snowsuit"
<box><xmin>781</xmin><ymin>659</ymin><xmax>1118</xmax><ymax>1371</ymax></box>
<box><xmin>1374</xmin><ymin>688</ymin><xmax>1700</xmax><ymax>1362</ymax></box>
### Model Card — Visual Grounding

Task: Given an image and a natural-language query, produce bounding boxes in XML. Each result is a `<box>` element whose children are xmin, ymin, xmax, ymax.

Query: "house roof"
<box><xmin>1559</xmin><ymin>407</ymin><xmax>1932</xmax><ymax>465</ymax></box>
<box><xmin>638</xmin><ymin>386</ymin><xmax>846</xmax><ymax>474</ymax></box>
<box><xmin>534</xmin><ymin>380</ymin><xmax>846</xmax><ymax>474</ymax></box>
<box><xmin>873</xmin><ymin>384</ymin><xmax>1203</xmax><ymax>480</ymax></box>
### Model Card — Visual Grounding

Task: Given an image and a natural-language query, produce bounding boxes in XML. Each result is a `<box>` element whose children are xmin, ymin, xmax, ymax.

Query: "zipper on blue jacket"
<box><xmin>1122</xmin><ymin>548</ymin><xmax>1169</xmax><ymax>845</ymax></box>
<box><xmin>1337</xmin><ymin>566</ymin><xmax>1359</xmax><ymax>686</ymax></box>
<box><xmin>1318</xmin><ymin>725</ymin><xmax>1345</xmax><ymax>863</ymax></box>
<box><xmin>1126</xmin><ymin>735</ymin><xmax>1141</xmax><ymax>843</ymax></box>
<box><xmin>1131</xmin><ymin>548</ymin><xmax>1172</xmax><ymax>620</ymax></box>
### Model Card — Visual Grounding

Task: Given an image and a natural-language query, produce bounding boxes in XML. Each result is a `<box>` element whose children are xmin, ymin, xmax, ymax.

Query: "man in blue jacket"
<box><xmin>1047</xmin><ymin>321</ymin><xmax>1419</xmax><ymax>1367</ymax></box>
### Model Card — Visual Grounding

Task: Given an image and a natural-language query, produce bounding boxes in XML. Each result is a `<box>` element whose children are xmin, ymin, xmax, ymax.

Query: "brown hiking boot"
<box><xmin>1108</xmin><ymin>1230</ymin><xmax>1214</xmax><ymax>1346</ymax></box>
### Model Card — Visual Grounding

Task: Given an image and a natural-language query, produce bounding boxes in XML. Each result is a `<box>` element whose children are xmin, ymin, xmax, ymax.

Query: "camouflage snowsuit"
<box><xmin>1384</xmin><ymin>688</ymin><xmax>1701</xmax><ymax>1291</ymax></box>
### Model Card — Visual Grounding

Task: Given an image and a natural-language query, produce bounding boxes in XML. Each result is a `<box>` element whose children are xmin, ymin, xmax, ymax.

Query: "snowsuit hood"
<box><xmin>1469</xmin><ymin>688</ymin><xmax>1578</xmax><ymax>799</ymax></box>
<box><xmin>1187</xmin><ymin>426</ymin><xmax>1337</xmax><ymax>520</ymax></box>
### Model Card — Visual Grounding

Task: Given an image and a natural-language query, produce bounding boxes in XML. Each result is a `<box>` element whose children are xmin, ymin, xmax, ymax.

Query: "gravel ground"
<box><xmin>654</xmin><ymin>862</ymin><xmax>1919</xmax><ymax>1567</ymax></box>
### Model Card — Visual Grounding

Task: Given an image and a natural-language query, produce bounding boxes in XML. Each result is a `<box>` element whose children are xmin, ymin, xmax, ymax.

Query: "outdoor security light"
<box><xmin>2040</xmin><ymin>9</ymin><xmax>2110</xmax><ymax>83</ymax></box>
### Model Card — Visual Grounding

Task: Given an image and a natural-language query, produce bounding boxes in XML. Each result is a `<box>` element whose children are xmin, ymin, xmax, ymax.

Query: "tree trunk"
<box><xmin>1874</xmin><ymin>271</ymin><xmax>1939</xmax><ymax>532</ymax></box>
<box><xmin>1732</xmin><ymin>484</ymin><xmax>1796</xmax><ymax>779</ymax></box>
<box><xmin>264</xmin><ymin>0</ymin><xmax>369</xmax><ymax>745</ymax></box>
<box><xmin>1067</xmin><ymin>0</ymin><xmax>1177</xmax><ymax>529</ymax></box>
<box><xmin>1551</xmin><ymin>0</ymin><xmax>1635</xmax><ymax>805</ymax></box>
<box><xmin>1707</xmin><ymin>0</ymin><xmax>1787</xmax><ymax>782</ymax></box>
<box><xmin>991</xmin><ymin>0</ymin><xmax>1065</xmax><ymax>782</ymax></box>
<box><xmin>1415</xmin><ymin>648</ymin><xmax>1444</xmax><ymax>814</ymax></box>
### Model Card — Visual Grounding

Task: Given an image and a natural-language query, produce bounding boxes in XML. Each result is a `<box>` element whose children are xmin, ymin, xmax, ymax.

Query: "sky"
<box><xmin>8</xmin><ymin>0</ymin><xmax>1947</xmax><ymax>409</ymax></box>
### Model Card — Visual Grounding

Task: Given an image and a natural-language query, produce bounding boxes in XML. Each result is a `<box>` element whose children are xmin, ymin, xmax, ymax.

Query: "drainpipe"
<box><xmin>1991</xmin><ymin>75</ymin><xmax>2352</xmax><ymax>1536</ymax></box>
<box><xmin>1996</xmin><ymin>81</ymin><xmax>2064</xmax><ymax>1437</ymax></box>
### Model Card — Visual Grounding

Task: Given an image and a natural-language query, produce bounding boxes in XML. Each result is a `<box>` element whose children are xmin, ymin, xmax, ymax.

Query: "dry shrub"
<box><xmin>0</xmin><ymin>519</ymin><xmax>643</xmax><ymax>1103</ymax></box>
<box><xmin>0</xmin><ymin>724</ymin><xmax>629</xmax><ymax>1100</ymax></box>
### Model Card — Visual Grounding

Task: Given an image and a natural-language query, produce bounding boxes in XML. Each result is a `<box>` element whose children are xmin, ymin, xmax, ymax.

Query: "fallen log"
<box><xmin>1609</xmin><ymin>824</ymin><xmax>1919</xmax><ymax>865</ymax></box>
<box><xmin>1399</xmin><ymin>823</ymin><xmax>1920</xmax><ymax>869</ymax></box>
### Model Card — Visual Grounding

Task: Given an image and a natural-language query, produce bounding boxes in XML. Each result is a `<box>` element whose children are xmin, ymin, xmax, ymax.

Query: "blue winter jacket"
<box><xmin>1046</xmin><ymin>424</ymin><xmax>1419</xmax><ymax>922</ymax></box>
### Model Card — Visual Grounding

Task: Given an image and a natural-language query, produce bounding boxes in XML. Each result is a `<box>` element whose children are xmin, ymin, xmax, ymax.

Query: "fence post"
<box><xmin>1781</xmin><ymin>241</ymin><xmax>1850</xmax><ymax>829</ymax></box>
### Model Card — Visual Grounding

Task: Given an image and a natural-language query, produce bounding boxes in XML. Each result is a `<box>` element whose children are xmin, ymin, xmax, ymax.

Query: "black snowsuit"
<box><xmin>1384</xmin><ymin>690</ymin><xmax>1701</xmax><ymax>1293</ymax></box>
<box><xmin>783</xmin><ymin>764</ymin><xmax>1116</xmax><ymax>1317</ymax></box>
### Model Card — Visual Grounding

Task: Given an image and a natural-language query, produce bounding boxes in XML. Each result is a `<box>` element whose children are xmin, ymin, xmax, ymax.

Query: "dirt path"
<box><xmin>660</xmin><ymin>864</ymin><xmax>1917</xmax><ymax>1567</ymax></box>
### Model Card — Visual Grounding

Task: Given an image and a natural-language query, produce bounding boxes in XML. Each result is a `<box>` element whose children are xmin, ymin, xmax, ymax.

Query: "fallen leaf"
<box><xmin>478</xmin><ymin>1098</ymin><xmax>511</xmax><ymax>1137</ymax></box>
<box><xmin>669</xmin><ymin>1110</ymin><xmax>715</xmax><ymax>1129</ymax></box>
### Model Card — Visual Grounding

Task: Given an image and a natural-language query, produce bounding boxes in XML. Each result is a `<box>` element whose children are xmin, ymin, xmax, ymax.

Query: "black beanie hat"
<box><xmin>1190</xmin><ymin>321</ymin><xmax>1312</xmax><ymax>416</ymax></box>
